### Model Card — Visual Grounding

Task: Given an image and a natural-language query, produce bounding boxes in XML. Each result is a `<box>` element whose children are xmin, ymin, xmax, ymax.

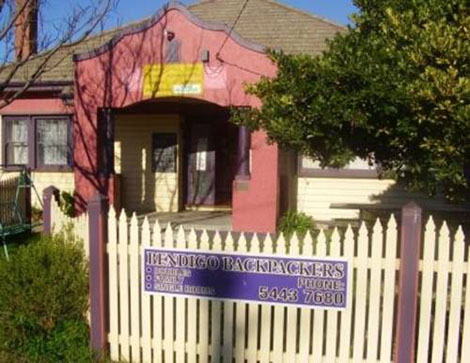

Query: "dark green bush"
<box><xmin>278</xmin><ymin>210</ymin><xmax>317</xmax><ymax>239</ymax></box>
<box><xmin>0</xmin><ymin>232</ymin><xmax>91</xmax><ymax>362</ymax></box>
<box><xmin>60</xmin><ymin>191</ymin><xmax>75</xmax><ymax>218</ymax></box>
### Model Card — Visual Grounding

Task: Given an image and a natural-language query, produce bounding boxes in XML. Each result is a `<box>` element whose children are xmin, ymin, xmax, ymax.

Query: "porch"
<box><xmin>73</xmin><ymin>2</ymin><xmax>280</xmax><ymax>233</ymax></box>
<box><xmin>112</xmin><ymin>98</ymin><xmax>250</xmax><ymax>230</ymax></box>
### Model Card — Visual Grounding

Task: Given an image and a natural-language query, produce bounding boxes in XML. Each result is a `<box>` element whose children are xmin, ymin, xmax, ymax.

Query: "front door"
<box><xmin>187</xmin><ymin>123</ymin><xmax>215</xmax><ymax>205</ymax></box>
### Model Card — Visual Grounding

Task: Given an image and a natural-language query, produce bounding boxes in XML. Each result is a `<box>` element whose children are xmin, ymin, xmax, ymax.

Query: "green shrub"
<box><xmin>0</xmin><ymin>232</ymin><xmax>91</xmax><ymax>362</ymax></box>
<box><xmin>278</xmin><ymin>210</ymin><xmax>316</xmax><ymax>238</ymax></box>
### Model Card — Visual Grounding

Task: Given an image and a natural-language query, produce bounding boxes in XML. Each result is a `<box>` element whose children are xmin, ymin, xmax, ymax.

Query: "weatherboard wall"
<box><xmin>114</xmin><ymin>114</ymin><xmax>182</xmax><ymax>213</ymax></box>
<box><xmin>297</xmin><ymin>176</ymin><xmax>396</xmax><ymax>221</ymax></box>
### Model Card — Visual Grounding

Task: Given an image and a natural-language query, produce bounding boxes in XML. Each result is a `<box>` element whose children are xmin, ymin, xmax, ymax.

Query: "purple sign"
<box><xmin>143</xmin><ymin>248</ymin><xmax>349</xmax><ymax>310</ymax></box>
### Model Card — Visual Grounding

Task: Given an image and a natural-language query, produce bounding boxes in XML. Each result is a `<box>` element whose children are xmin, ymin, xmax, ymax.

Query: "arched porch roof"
<box><xmin>72</xmin><ymin>2</ymin><xmax>279</xmax><ymax>233</ymax></box>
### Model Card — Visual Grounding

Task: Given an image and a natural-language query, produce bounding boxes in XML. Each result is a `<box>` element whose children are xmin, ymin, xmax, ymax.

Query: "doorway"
<box><xmin>185</xmin><ymin>119</ymin><xmax>238</xmax><ymax>208</ymax></box>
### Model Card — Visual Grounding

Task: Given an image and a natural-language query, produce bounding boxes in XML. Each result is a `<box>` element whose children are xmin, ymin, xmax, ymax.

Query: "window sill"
<box><xmin>298</xmin><ymin>169</ymin><xmax>379</xmax><ymax>179</ymax></box>
<box><xmin>34</xmin><ymin>166</ymin><xmax>73</xmax><ymax>173</ymax></box>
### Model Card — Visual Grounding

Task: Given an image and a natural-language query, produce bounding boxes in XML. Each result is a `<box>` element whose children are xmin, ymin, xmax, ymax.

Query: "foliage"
<box><xmin>278</xmin><ymin>210</ymin><xmax>316</xmax><ymax>238</ymax></box>
<box><xmin>60</xmin><ymin>191</ymin><xmax>75</xmax><ymax>218</ymax></box>
<box><xmin>233</xmin><ymin>0</ymin><xmax>470</xmax><ymax>201</ymax></box>
<box><xmin>31</xmin><ymin>206</ymin><xmax>43</xmax><ymax>224</ymax></box>
<box><xmin>0</xmin><ymin>231</ymin><xmax>91</xmax><ymax>362</ymax></box>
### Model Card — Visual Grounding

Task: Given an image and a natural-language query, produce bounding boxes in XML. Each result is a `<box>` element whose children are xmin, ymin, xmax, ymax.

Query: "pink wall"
<box><xmin>1</xmin><ymin>95</ymin><xmax>73</xmax><ymax>114</ymax></box>
<box><xmin>232</xmin><ymin>130</ymin><xmax>279</xmax><ymax>233</ymax></box>
<box><xmin>74</xmin><ymin>4</ymin><xmax>279</xmax><ymax>232</ymax></box>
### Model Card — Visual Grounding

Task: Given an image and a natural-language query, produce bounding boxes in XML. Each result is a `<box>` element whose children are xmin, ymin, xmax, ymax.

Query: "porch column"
<box><xmin>98</xmin><ymin>108</ymin><xmax>115</xmax><ymax>177</ymax></box>
<box><xmin>98</xmin><ymin>108</ymin><xmax>119</xmax><ymax>210</ymax></box>
<box><xmin>88</xmin><ymin>192</ymin><xmax>109</xmax><ymax>355</ymax></box>
<box><xmin>237</xmin><ymin>125</ymin><xmax>251</xmax><ymax>179</ymax></box>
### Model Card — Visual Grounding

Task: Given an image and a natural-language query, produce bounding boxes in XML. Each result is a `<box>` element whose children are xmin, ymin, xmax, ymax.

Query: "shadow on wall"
<box><xmin>73</xmin><ymin>4</ymin><xmax>265</xmax><ymax>212</ymax></box>
<box><xmin>365</xmin><ymin>182</ymin><xmax>470</xmax><ymax>239</ymax></box>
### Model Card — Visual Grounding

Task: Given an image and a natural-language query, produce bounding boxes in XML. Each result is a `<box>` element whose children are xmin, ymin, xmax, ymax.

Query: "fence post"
<box><xmin>87</xmin><ymin>192</ymin><xmax>109</xmax><ymax>355</ymax></box>
<box><xmin>394</xmin><ymin>202</ymin><xmax>422</xmax><ymax>363</ymax></box>
<box><xmin>24</xmin><ymin>169</ymin><xmax>32</xmax><ymax>224</ymax></box>
<box><xmin>42</xmin><ymin>186</ymin><xmax>60</xmax><ymax>235</ymax></box>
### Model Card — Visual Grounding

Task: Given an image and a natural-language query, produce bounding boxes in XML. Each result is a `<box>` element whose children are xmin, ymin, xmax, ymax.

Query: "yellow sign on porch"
<box><xmin>142</xmin><ymin>63</ymin><xmax>204</xmax><ymax>97</ymax></box>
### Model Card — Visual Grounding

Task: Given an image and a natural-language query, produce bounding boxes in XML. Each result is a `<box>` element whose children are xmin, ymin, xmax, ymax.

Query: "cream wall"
<box><xmin>297</xmin><ymin>177</ymin><xmax>397</xmax><ymax>221</ymax></box>
<box><xmin>114</xmin><ymin>114</ymin><xmax>182</xmax><ymax>213</ymax></box>
<box><xmin>30</xmin><ymin>172</ymin><xmax>75</xmax><ymax>207</ymax></box>
<box><xmin>0</xmin><ymin>115</ymin><xmax>75</xmax><ymax>208</ymax></box>
<box><xmin>296</xmin><ymin>153</ymin><xmax>458</xmax><ymax>222</ymax></box>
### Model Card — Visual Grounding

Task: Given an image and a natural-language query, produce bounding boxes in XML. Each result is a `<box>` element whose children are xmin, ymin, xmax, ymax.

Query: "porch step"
<box><xmin>137</xmin><ymin>210</ymin><xmax>232</xmax><ymax>232</ymax></box>
<box><xmin>184</xmin><ymin>205</ymin><xmax>232</xmax><ymax>212</ymax></box>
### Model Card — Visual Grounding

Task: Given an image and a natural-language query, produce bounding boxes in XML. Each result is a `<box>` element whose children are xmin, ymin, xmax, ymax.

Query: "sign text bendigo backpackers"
<box><xmin>143</xmin><ymin>248</ymin><xmax>349</xmax><ymax>310</ymax></box>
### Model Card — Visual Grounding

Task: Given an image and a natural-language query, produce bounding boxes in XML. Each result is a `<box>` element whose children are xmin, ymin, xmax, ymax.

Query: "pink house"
<box><xmin>1</xmin><ymin>1</ymin><xmax>345</xmax><ymax>233</ymax></box>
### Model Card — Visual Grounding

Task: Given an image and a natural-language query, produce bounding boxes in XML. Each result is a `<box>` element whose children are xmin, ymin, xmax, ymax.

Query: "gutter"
<box><xmin>0</xmin><ymin>80</ymin><xmax>74</xmax><ymax>92</ymax></box>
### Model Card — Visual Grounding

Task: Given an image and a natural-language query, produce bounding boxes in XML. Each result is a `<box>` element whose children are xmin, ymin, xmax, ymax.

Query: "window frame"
<box><xmin>2</xmin><ymin>116</ymin><xmax>30</xmax><ymax>168</ymax></box>
<box><xmin>151</xmin><ymin>132</ymin><xmax>178</xmax><ymax>173</ymax></box>
<box><xmin>297</xmin><ymin>155</ymin><xmax>379</xmax><ymax>179</ymax></box>
<box><xmin>2</xmin><ymin>115</ymin><xmax>73</xmax><ymax>172</ymax></box>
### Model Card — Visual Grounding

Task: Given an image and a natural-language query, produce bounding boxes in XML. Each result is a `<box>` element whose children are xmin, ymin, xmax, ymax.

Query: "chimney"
<box><xmin>15</xmin><ymin>0</ymin><xmax>38</xmax><ymax>61</ymax></box>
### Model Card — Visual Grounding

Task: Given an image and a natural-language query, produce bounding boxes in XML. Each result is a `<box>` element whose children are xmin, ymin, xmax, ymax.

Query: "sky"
<box><xmin>109</xmin><ymin>0</ymin><xmax>357</xmax><ymax>27</ymax></box>
<box><xmin>0</xmin><ymin>0</ymin><xmax>357</xmax><ymax>60</ymax></box>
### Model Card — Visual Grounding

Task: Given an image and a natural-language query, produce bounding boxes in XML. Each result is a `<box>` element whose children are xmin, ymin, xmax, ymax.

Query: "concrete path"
<box><xmin>136</xmin><ymin>210</ymin><xmax>232</xmax><ymax>231</ymax></box>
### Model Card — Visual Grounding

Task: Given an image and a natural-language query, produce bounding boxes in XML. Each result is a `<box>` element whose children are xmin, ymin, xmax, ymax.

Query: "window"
<box><xmin>37</xmin><ymin>118</ymin><xmax>69</xmax><ymax>167</ymax></box>
<box><xmin>298</xmin><ymin>155</ymin><xmax>379</xmax><ymax>178</ymax></box>
<box><xmin>152</xmin><ymin>133</ymin><xmax>177</xmax><ymax>172</ymax></box>
<box><xmin>5</xmin><ymin>118</ymin><xmax>28</xmax><ymax>166</ymax></box>
<box><xmin>2</xmin><ymin>116</ymin><xmax>71</xmax><ymax>170</ymax></box>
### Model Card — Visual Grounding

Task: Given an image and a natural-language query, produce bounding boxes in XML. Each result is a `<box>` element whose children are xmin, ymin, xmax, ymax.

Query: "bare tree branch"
<box><xmin>0</xmin><ymin>0</ymin><xmax>119</xmax><ymax>109</ymax></box>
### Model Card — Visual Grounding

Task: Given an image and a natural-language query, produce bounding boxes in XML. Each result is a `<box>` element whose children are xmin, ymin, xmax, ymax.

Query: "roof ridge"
<box><xmin>262</xmin><ymin>0</ymin><xmax>347</xmax><ymax>29</ymax></box>
<box><xmin>188</xmin><ymin>0</ymin><xmax>347</xmax><ymax>29</ymax></box>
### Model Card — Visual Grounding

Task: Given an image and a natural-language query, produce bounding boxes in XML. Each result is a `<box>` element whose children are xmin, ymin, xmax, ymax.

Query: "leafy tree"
<box><xmin>234</xmin><ymin>0</ymin><xmax>470</xmax><ymax>201</ymax></box>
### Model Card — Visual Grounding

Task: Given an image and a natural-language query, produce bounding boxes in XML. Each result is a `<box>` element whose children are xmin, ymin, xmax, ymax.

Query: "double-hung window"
<box><xmin>3</xmin><ymin>116</ymin><xmax>71</xmax><ymax>170</ymax></box>
<box><xmin>36</xmin><ymin>118</ymin><xmax>69</xmax><ymax>167</ymax></box>
<box><xmin>4</xmin><ymin>118</ymin><xmax>29</xmax><ymax>166</ymax></box>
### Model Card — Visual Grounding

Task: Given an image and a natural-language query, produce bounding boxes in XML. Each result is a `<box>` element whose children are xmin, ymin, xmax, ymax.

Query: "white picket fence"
<box><xmin>50</xmin><ymin>204</ymin><xmax>470</xmax><ymax>362</ymax></box>
<box><xmin>107</xmin><ymin>208</ymin><xmax>395</xmax><ymax>363</ymax></box>
<box><xmin>418</xmin><ymin>219</ymin><xmax>470</xmax><ymax>363</ymax></box>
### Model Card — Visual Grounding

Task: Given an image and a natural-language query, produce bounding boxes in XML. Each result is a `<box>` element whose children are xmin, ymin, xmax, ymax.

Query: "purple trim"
<box><xmin>29</xmin><ymin>117</ymin><xmax>35</xmax><ymax>169</ymax></box>
<box><xmin>151</xmin><ymin>132</ymin><xmax>177</xmax><ymax>173</ymax></box>
<box><xmin>1</xmin><ymin>115</ymin><xmax>7</xmax><ymax>167</ymax></box>
<box><xmin>2</xmin><ymin>116</ymin><xmax>30</xmax><ymax>169</ymax></box>
<box><xmin>42</xmin><ymin>186</ymin><xmax>60</xmax><ymax>235</ymax></box>
<box><xmin>98</xmin><ymin>109</ymin><xmax>114</xmax><ymax>176</ymax></box>
<box><xmin>395</xmin><ymin>202</ymin><xmax>422</xmax><ymax>363</ymax></box>
<box><xmin>237</xmin><ymin>125</ymin><xmax>250</xmax><ymax>178</ymax></box>
<box><xmin>87</xmin><ymin>192</ymin><xmax>109</xmax><ymax>353</ymax></box>
<box><xmin>298</xmin><ymin>168</ymin><xmax>379</xmax><ymax>178</ymax></box>
<box><xmin>24</xmin><ymin>168</ymin><xmax>32</xmax><ymax>224</ymax></box>
<box><xmin>297</xmin><ymin>155</ymin><xmax>379</xmax><ymax>179</ymax></box>
<box><xmin>73</xmin><ymin>1</ymin><xmax>266</xmax><ymax>62</ymax></box>
<box><xmin>34</xmin><ymin>116</ymin><xmax>72</xmax><ymax>170</ymax></box>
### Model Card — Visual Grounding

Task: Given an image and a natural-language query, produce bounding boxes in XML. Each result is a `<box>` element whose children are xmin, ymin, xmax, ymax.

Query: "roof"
<box><xmin>188</xmin><ymin>0</ymin><xmax>344</xmax><ymax>55</ymax></box>
<box><xmin>1</xmin><ymin>0</ymin><xmax>345</xmax><ymax>84</ymax></box>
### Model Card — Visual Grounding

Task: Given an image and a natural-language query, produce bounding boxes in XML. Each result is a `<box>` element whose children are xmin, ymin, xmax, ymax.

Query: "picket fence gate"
<box><xmin>49</xmin><ymin>200</ymin><xmax>470</xmax><ymax>363</ymax></box>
